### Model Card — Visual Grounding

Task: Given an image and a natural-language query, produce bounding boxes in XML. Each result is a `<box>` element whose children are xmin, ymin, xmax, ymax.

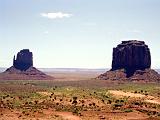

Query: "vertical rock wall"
<box><xmin>13</xmin><ymin>49</ymin><xmax>33</xmax><ymax>71</ymax></box>
<box><xmin>111</xmin><ymin>40</ymin><xmax>151</xmax><ymax>77</ymax></box>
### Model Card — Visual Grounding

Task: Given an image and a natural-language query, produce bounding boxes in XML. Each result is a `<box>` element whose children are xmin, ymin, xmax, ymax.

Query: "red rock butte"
<box><xmin>13</xmin><ymin>49</ymin><xmax>33</xmax><ymax>71</ymax></box>
<box><xmin>98</xmin><ymin>40</ymin><xmax>160</xmax><ymax>82</ymax></box>
<box><xmin>0</xmin><ymin>49</ymin><xmax>54</xmax><ymax>80</ymax></box>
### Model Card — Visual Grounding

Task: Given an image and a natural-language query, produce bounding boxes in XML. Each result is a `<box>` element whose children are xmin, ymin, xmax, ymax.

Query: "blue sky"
<box><xmin>0</xmin><ymin>0</ymin><xmax>160</xmax><ymax>68</ymax></box>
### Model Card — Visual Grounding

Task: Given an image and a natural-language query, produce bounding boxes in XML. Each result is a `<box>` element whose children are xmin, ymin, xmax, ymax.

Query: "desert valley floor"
<box><xmin>0</xmin><ymin>70</ymin><xmax>160</xmax><ymax>120</ymax></box>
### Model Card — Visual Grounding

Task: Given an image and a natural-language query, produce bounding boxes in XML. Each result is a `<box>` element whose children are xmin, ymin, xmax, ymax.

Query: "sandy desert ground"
<box><xmin>0</xmin><ymin>71</ymin><xmax>160</xmax><ymax>120</ymax></box>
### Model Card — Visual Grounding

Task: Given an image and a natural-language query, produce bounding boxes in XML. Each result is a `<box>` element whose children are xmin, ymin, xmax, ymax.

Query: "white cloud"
<box><xmin>41</xmin><ymin>12</ymin><xmax>73</xmax><ymax>19</ymax></box>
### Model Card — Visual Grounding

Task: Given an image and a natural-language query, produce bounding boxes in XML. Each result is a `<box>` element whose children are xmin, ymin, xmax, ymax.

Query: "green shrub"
<box><xmin>124</xmin><ymin>109</ymin><xmax>133</xmax><ymax>113</ymax></box>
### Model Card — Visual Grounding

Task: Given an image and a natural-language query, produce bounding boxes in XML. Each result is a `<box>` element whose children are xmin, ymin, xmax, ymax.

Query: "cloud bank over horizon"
<box><xmin>40</xmin><ymin>12</ymin><xmax>73</xmax><ymax>19</ymax></box>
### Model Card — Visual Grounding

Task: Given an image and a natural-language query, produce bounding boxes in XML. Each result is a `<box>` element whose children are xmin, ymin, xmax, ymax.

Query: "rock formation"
<box><xmin>112</xmin><ymin>40</ymin><xmax>151</xmax><ymax>77</ymax></box>
<box><xmin>0</xmin><ymin>49</ymin><xmax>54</xmax><ymax>80</ymax></box>
<box><xmin>98</xmin><ymin>40</ymin><xmax>160</xmax><ymax>82</ymax></box>
<box><xmin>13</xmin><ymin>49</ymin><xmax>33</xmax><ymax>71</ymax></box>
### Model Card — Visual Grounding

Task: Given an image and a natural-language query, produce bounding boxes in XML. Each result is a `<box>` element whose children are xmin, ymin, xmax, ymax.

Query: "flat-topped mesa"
<box><xmin>112</xmin><ymin>40</ymin><xmax>151</xmax><ymax>77</ymax></box>
<box><xmin>0</xmin><ymin>49</ymin><xmax>54</xmax><ymax>80</ymax></box>
<box><xmin>13</xmin><ymin>49</ymin><xmax>33</xmax><ymax>71</ymax></box>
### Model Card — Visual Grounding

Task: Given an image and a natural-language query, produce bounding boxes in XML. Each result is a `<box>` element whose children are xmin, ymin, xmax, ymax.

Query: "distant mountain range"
<box><xmin>0</xmin><ymin>67</ymin><xmax>160</xmax><ymax>74</ymax></box>
<box><xmin>38</xmin><ymin>68</ymin><xmax>108</xmax><ymax>73</ymax></box>
<box><xmin>0</xmin><ymin>67</ymin><xmax>107</xmax><ymax>73</ymax></box>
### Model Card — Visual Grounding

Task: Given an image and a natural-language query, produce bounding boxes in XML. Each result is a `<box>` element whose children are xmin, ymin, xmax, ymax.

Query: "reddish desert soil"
<box><xmin>0</xmin><ymin>108</ymin><xmax>150</xmax><ymax>120</ymax></box>
<box><xmin>0</xmin><ymin>71</ymin><xmax>160</xmax><ymax>120</ymax></box>
<box><xmin>0</xmin><ymin>108</ymin><xmax>81</xmax><ymax>120</ymax></box>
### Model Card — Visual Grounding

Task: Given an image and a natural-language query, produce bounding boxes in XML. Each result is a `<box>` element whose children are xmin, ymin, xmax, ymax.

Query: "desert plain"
<box><xmin>0</xmin><ymin>70</ymin><xmax>160</xmax><ymax>120</ymax></box>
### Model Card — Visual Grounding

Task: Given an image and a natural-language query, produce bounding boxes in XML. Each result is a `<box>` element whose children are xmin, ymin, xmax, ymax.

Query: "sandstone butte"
<box><xmin>98</xmin><ymin>40</ymin><xmax>160</xmax><ymax>82</ymax></box>
<box><xmin>0</xmin><ymin>49</ymin><xmax>54</xmax><ymax>80</ymax></box>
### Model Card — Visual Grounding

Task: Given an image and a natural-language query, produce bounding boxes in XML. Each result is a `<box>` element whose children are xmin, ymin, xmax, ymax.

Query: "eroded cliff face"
<box><xmin>112</xmin><ymin>40</ymin><xmax>151</xmax><ymax>77</ymax></box>
<box><xmin>13</xmin><ymin>49</ymin><xmax>33</xmax><ymax>71</ymax></box>
<box><xmin>0</xmin><ymin>49</ymin><xmax>54</xmax><ymax>80</ymax></box>
<box><xmin>98</xmin><ymin>40</ymin><xmax>160</xmax><ymax>82</ymax></box>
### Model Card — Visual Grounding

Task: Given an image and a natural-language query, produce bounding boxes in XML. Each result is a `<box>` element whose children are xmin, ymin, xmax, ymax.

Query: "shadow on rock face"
<box><xmin>111</xmin><ymin>40</ymin><xmax>151</xmax><ymax>77</ymax></box>
<box><xmin>98</xmin><ymin>40</ymin><xmax>160</xmax><ymax>82</ymax></box>
<box><xmin>0</xmin><ymin>49</ymin><xmax>54</xmax><ymax>80</ymax></box>
<box><xmin>13</xmin><ymin>49</ymin><xmax>33</xmax><ymax>71</ymax></box>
